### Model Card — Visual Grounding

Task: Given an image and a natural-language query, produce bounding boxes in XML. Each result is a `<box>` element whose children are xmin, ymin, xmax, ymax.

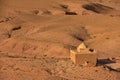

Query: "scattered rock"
<box><xmin>0</xmin><ymin>17</ymin><xmax>14</xmax><ymax>23</ymax></box>
<box><xmin>42</xmin><ymin>10</ymin><xmax>52</xmax><ymax>15</ymax></box>
<box><xmin>31</xmin><ymin>10</ymin><xmax>39</xmax><ymax>15</ymax></box>
<box><xmin>109</xmin><ymin>57</ymin><xmax>120</xmax><ymax>63</ymax></box>
<box><xmin>105</xmin><ymin>63</ymin><xmax>120</xmax><ymax>72</ymax></box>
<box><xmin>65</xmin><ymin>11</ymin><xmax>77</xmax><ymax>15</ymax></box>
<box><xmin>60</xmin><ymin>4</ymin><xmax>68</xmax><ymax>9</ymax></box>
<box><xmin>12</xmin><ymin>26</ymin><xmax>21</xmax><ymax>31</ymax></box>
<box><xmin>82</xmin><ymin>3</ymin><xmax>114</xmax><ymax>14</ymax></box>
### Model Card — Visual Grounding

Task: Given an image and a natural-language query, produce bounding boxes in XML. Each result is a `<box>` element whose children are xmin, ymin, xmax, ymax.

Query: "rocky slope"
<box><xmin>0</xmin><ymin>0</ymin><xmax>120</xmax><ymax>80</ymax></box>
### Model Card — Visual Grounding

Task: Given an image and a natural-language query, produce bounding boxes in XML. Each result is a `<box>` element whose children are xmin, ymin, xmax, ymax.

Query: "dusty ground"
<box><xmin>0</xmin><ymin>0</ymin><xmax>120</xmax><ymax>80</ymax></box>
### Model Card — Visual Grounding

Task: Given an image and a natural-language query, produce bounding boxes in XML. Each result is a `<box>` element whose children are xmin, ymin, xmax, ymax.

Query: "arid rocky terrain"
<box><xmin>0</xmin><ymin>0</ymin><xmax>120</xmax><ymax>80</ymax></box>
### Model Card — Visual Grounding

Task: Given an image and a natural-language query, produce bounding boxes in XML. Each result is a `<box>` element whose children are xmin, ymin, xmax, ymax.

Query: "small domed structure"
<box><xmin>77</xmin><ymin>42</ymin><xmax>87</xmax><ymax>52</ymax></box>
<box><xmin>70</xmin><ymin>42</ymin><xmax>97</xmax><ymax>66</ymax></box>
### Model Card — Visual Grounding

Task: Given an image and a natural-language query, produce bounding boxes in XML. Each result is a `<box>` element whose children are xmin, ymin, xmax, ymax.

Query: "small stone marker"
<box><xmin>70</xmin><ymin>43</ymin><xmax>97</xmax><ymax>66</ymax></box>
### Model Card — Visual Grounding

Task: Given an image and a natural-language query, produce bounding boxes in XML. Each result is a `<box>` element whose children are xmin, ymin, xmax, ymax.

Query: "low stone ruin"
<box><xmin>70</xmin><ymin>43</ymin><xmax>97</xmax><ymax>66</ymax></box>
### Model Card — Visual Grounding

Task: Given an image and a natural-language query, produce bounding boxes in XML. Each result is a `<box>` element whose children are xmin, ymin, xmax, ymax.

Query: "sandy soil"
<box><xmin>0</xmin><ymin>0</ymin><xmax>120</xmax><ymax>80</ymax></box>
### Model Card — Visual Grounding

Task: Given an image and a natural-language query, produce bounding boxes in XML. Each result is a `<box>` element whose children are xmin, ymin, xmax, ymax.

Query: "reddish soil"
<box><xmin>0</xmin><ymin>0</ymin><xmax>120</xmax><ymax>80</ymax></box>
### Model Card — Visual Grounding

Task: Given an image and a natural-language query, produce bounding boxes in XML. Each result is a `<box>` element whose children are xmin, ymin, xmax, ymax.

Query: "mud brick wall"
<box><xmin>70</xmin><ymin>50</ymin><xmax>97</xmax><ymax>66</ymax></box>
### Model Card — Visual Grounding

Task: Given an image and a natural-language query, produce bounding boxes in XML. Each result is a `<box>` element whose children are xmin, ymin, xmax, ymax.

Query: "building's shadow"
<box><xmin>97</xmin><ymin>58</ymin><xmax>115</xmax><ymax>66</ymax></box>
